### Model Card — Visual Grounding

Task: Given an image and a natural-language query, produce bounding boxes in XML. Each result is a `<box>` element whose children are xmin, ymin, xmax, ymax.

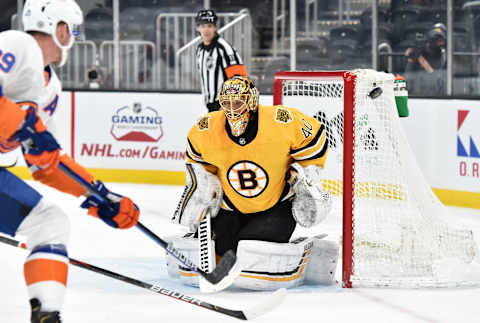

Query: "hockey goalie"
<box><xmin>167</xmin><ymin>75</ymin><xmax>339</xmax><ymax>291</ymax></box>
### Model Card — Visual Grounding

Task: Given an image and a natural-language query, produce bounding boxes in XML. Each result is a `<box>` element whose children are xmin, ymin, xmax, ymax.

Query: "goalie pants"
<box><xmin>212</xmin><ymin>199</ymin><xmax>296</xmax><ymax>256</ymax></box>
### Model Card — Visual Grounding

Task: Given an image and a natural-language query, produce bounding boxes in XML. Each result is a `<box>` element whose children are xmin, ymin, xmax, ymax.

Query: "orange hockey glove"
<box><xmin>80</xmin><ymin>181</ymin><xmax>140</xmax><ymax>229</ymax></box>
<box><xmin>13</xmin><ymin>107</ymin><xmax>60</xmax><ymax>175</ymax></box>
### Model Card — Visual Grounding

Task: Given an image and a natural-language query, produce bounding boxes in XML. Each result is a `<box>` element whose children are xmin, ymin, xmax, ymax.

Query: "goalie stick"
<box><xmin>58</xmin><ymin>161</ymin><xmax>239</xmax><ymax>291</ymax></box>
<box><xmin>198</xmin><ymin>208</ymin><xmax>216</xmax><ymax>292</ymax></box>
<box><xmin>0</xmin><ymin>234</ymin><xmax>286</xmax><ymax>320</ymax></box>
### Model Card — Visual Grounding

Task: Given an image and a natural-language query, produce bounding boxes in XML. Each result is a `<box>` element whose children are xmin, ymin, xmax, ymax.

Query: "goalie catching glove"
<box><xmin>172</xmin><ymin>163</ymin><xmax>222</xmax><ymax>232</ymax></box>
<box><xmin>80</xmin><ymin>181</ymin><xmax>140</xmax><ymax>229</ymax></box>
<box><xmin>290</xmin><ymin>163</ymin><xmax>332</xmax><ymax>227</ymax></box>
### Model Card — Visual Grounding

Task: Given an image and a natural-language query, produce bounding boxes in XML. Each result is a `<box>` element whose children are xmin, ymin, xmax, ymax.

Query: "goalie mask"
<box><xmin>23</xmin><ymin>0</ymin><xmax>84</xmax><ymax>67</ymax></box>
<box><xmin>219</xmin><ymin>76</ymin><xmax>259</xmax><ymax>137</ymax></box>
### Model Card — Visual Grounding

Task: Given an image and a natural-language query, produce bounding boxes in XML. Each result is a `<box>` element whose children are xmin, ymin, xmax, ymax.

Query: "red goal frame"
<box><xmin>273</xmin><ymin>71</ymin><xmax>357</xmax><ymax>288</ymax></box>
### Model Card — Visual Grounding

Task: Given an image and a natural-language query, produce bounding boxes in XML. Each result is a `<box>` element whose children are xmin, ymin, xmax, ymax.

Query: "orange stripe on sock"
<box><xmin>24</xmin><ymin>259</ymin><xmax>68</xmax><ymax>286</ymax></box>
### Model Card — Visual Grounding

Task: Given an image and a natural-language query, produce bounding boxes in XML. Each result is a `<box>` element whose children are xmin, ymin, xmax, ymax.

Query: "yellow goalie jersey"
<box><xmin>186</xmin><ymin>105</ymin><xmax>328</xmax><ymax>214</ymax></box>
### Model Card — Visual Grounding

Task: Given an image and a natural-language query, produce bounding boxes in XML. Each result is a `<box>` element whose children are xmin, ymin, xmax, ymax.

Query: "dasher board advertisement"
<box><xmin>73</xmin><ymin>92</ymin><xmax>204</xmax><ymax>171</ymax></box>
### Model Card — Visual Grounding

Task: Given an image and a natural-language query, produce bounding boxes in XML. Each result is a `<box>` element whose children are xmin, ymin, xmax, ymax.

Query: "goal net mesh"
<box><xmin>276</xmin><ymin>69</ymin><xmax>480</xmax><ymax>287</ymax></box>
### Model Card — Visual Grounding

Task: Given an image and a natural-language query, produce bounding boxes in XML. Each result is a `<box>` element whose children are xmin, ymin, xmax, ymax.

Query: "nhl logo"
<box><xmin>110</xmin><ymin>103</ymin><xmax>163</xmax><ymax>142</ymax></box>
<box><xmin>239</xmin><ymin>138</ymin><xmax>246</xmax><ymax>145</ymax></box>
<box><xmin>133</xmin><ymin>102</ymin><xmax>142</xmax><ymax>113</ymax></box>
<box><xmin>206</xmin><ymin>56</ymin><xmax>215</xmax><ymax>70</ymax></box>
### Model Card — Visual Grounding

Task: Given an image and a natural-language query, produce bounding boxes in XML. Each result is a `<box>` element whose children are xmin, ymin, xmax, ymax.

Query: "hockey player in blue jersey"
<box><xmin>0</xmin><ymin>1</ymin><xmax>140</xmax><ymax>322</ymax></box>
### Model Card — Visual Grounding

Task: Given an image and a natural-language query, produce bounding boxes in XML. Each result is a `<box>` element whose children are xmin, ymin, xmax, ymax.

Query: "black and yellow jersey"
<box><xmin>186</xmin><ymin>105</ymin><xmax>328</xmax><ymax>214</ymax></box>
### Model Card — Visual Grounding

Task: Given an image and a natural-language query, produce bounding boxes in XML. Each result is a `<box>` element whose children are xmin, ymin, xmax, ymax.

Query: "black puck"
<box><xmin>368</xmin><ymin>87</ymin><xmax>383</xmax><ymax>99</ymax></box>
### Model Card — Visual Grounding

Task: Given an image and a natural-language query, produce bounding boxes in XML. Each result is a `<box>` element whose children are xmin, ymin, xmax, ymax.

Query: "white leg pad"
<box><xmin>165</xmin><ymin>235</ymin><xmax>214</xmax><ymax>287</ymax></box>
<box><xmin>304</xmin><ymin>238</ymin><xmax>339</xmax><ymax>285</ymax></box>
<box><xmin>16</xmin><ymin>198</ymin><xmax>70</xmax><ymax>248</ymax></box>
<box><xmin>234</xmin><ymin>236</ymin><xmax>339</xmax><ymax>290</ymax></box>
<box><xmin>234</xmin><ymin>239</ymin><xmax>312</xmax><ymax>290</ymax></box>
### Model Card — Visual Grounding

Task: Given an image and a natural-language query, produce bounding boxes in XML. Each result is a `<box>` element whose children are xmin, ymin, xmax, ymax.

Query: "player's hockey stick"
<box><xmin>58</xmin><ymin>161</ymin><xmax>239</xmax><ymax>291</ymax></box>
<box><xmin>0</xmin><ymin>234</ymin><xmax>286</xmax><ymax>320</ymax></box>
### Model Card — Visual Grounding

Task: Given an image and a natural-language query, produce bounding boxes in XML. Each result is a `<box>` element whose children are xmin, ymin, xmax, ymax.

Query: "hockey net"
<box><xmin>273</xmin><ymin>69</ymin><xmax>480</xmax><ymax>288</ymax></box>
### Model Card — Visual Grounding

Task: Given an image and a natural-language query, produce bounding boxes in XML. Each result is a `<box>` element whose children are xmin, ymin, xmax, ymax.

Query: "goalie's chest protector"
<box><xmin>187</xmin><ymin>105</ymin><xmax>325</xmax><ymax>214</ymax></box>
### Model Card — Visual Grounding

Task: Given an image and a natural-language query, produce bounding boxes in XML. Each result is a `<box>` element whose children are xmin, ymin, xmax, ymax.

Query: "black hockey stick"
<box><xmin>0</xmin><ymin>234</ymin><xmax>286</xmax><ymax>320</ymax></box>
<box><xmin>57</xmin><ymin>161</ymin><xmax>239</xmax><ymax>291</ymax></box>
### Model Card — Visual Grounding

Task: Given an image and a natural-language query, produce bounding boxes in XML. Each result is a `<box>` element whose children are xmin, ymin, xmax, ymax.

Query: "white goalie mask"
<box><xmin>23</xmin><ymin>0</ymin><xmax>84</xmax><ymax>67</ymax></box>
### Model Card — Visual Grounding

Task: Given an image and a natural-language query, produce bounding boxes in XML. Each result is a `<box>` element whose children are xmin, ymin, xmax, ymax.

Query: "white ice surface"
<box><xmin>2</xmin><ymin>181</ymin><xmax>480</xmax><ymax>323</ymax></box>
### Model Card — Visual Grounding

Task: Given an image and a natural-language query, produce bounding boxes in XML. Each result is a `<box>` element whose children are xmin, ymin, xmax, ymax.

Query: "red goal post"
<box><xmin>274</xmin><ymin>71</ymin><xmax>356</xmax><ymax>287</ymax></box>
<box><xmin>273</xmin><ymin>70</ymin><xmax>480</xmax><ymax>288</ymax></box>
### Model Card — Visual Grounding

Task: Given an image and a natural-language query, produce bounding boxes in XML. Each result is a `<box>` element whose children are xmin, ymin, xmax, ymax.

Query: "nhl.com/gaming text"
<box><xmin>79</xmin><ymin>143</ymin><xmax>185</xmax><ymax>160</ymax></box>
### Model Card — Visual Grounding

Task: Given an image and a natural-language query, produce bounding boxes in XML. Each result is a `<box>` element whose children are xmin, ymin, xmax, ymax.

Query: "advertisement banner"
<box><xmin>402</xmin><ymin>99</ymin><xmax>480</xmax><ymax>207</ymax></box>
<box><xmin>74</xmin><ymin>92</ymin><xmax>204</xmax><ymax>171</ymax></box>
<box><xmin>453</xmin><ymin>100</ymin><xmax>480</xmax><ymax>191</ymax></box>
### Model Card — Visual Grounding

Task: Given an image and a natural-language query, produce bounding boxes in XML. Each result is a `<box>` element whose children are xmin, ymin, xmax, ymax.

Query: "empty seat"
<box><xmin>327</xmin><ymin>25</ymin><xmax>360</xmax><ymax>65</ymax></box>
<box><xmin>391</xmin><ymin>6</ymin><xmax>423</xmax><ymax>44</ymax></box>
<box><xmin>390</xmin><ymin>0</ymin><xmax>418</xmax><ymax>11</ymax></box>
<box><xmin>296</xmin><ymin>37</ymin><xmax>328</xmax><ymax>63</ymax></box>
<box><xmin>359</xmin><ymin>7</ymin><xmax>390</xmax><ymax>27</ymax></box>
<box><xmin>120</xmin><ymin>6</ymin><xmax>157</xmax><ymax>40</ymax></box>
<box><xmin>329</xmin><ymin>25</ymin><xmax>360</xmax><ymax>42</ymax></box>
<box><xmin>84</xmin><ymin>7</ymin><xmax>113</xmax><ymax>42</ymax></box>
<box><xmin>328</xmin><ymin>38</ymin><xmax>358</xmax><ymax>64</ymax></box>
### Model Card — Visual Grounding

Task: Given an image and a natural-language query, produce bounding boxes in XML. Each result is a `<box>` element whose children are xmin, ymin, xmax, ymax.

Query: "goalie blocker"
<box><xmin>166</xmin><ymin>234</ymin><xmax>339</xmax><ymax>290</ymax></box>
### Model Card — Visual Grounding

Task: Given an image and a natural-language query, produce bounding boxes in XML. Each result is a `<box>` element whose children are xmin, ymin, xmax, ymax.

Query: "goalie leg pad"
<box><xmin>234</xmin><ymin>239</ymin><xmax>313</xmax><ymax>291</ymax></box>
<box><xmin>165</xmin><ymin>235</ymin><xmax>215</xmax><ymax>287</ymax></box>
<box><xmin>235</xmin><ymin>236</ymin><xmax>339</xmax><ymax>290</ymax></box>
<box><xmin>304</xmin><ymin>237</ymin><xmax>339</xmax><ymax>285</ymax></box>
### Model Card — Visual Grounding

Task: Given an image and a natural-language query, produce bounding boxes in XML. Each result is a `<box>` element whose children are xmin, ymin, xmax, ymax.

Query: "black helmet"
<box><xmin>195</xmin><ymin>9</ymin><xmax>217</xmax><ymax>25</ymax></box>
<box><xmin>427</xmin><ymin>24</ymin><xmax>446</xmax><ymax>42</ymax></box>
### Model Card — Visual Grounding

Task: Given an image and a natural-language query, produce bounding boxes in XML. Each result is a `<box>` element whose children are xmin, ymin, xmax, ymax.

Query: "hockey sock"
<box><xmin>24</xmin><ymin>244</ymin><xmax>69</xmax><ymax>312</ymax></box>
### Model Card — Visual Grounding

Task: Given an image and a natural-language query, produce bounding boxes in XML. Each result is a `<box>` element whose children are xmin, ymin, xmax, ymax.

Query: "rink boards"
<box><xmin>8</xmin><ymin>91</ymin><xmax>480</xmax><ymax>208</ymax></box>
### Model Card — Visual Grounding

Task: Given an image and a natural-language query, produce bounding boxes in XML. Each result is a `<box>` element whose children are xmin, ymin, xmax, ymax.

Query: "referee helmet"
<box><xmin>195</xmin><ymin>9</ymin><xmax>217</xmax><ymax>26</ymax></box>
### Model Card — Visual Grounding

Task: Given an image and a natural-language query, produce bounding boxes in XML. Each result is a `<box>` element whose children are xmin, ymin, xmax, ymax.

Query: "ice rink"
<box><xmin>2</xmin><ymin>180</ymin><xmax>480</xmax><ymax>323</ymax></box>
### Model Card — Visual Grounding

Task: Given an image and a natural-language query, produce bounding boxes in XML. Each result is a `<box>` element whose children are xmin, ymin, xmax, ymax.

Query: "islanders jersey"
<box><xmin>186</xmin><ymin>105</ymin><xmax>328</xmax><ymax>214</ymax></box>
<box><xmin>0</xmin><ymin>30</ymin><xmax>61</xmax><ymax>161</ymax></box>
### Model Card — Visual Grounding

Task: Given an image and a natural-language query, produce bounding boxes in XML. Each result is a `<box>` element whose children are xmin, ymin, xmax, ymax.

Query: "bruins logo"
<box><xmin>275</xmin><ymin>108</ymin><xmax>293</xmax><ymax>124</ymax></box>
<box><xmin>227</xmin><ymin>161</ymin><xmax>269</xmax><ymax>198</ymax></box>
<box><xmin>196</xmin><ymin>116</ymin><xmax>210</xmax><ymax>131</ymax></box>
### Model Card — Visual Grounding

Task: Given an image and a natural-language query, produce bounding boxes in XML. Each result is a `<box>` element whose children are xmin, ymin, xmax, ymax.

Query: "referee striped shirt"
<box><xmin>196</xmin><ymin>34</ymin><xmax>247</xmax><ymax>107</ymax></box>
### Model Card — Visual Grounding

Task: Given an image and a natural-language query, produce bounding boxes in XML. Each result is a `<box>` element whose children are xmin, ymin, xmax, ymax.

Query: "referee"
<box><xmin>195</xmin><ymin>9</ymin><xmax>248</xmax><ymax>112</ymax></box>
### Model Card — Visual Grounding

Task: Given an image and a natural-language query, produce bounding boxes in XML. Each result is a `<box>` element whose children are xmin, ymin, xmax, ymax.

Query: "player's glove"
<box><xmin>80</xmin><ymin>180</ymin><xmax>140</xmax><ymax>229</ymax></box>
<box><xmin>13</xmin><ymin>106</ymin><xmax>60</xmax><ymax>174</ymax></box>
<box><xmin>172</xmin><ymin>163</ymin><xmax>222</xmax><ymax>232</ymax></box>
<box><xmin>290</xmin><ymin>163</ymin><xmax>332</xmax><ymax>228</ymax></box>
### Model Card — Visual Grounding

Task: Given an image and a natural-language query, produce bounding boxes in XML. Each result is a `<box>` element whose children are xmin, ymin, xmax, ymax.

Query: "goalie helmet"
<box><xmin>195</xmin><ymin>9</ymin><xmax>217</xmax><ymax>25</ymax></box>
<box><xmin>23</xmin><ymin>0</ymin><xmax>84</xmax><ymax>67</ymax></box>
<box><xmin>219</xmin><ymin>75</ymin><xmax>259</xmax><ymax>137</ymax></box>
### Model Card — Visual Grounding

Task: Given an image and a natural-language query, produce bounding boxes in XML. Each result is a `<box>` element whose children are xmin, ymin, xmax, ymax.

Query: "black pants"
<box><xmin>211</xmin><ymin>200</ymin><xmax>296</xmax><ymax>255</ymax></box>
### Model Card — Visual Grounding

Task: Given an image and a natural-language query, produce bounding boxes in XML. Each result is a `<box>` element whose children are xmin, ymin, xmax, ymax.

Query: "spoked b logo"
<box><xmin>227</xmin><ymin>161</ymin><xmax>269</xmax><ymax>198</ymax></box>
